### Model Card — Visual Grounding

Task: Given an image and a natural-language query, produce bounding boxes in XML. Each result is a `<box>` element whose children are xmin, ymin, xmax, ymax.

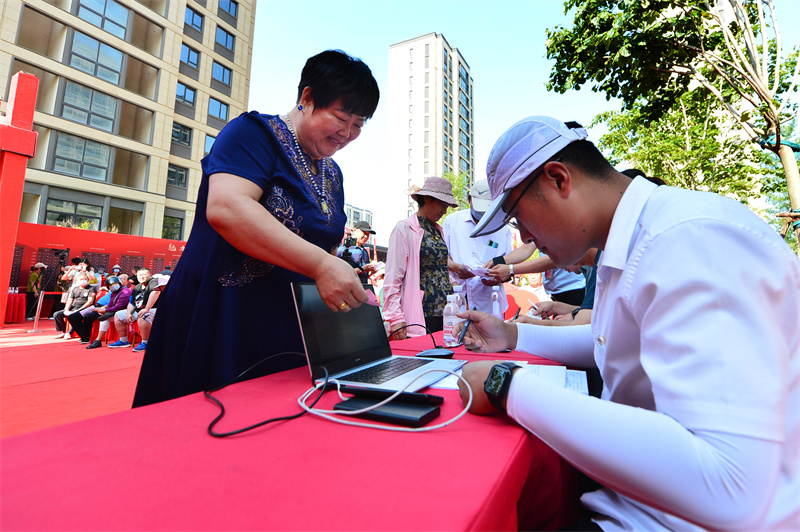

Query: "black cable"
<box><xmin>204</xmin><ymin>353</ymin><xmax>330</xmax><ymax>438</ymax></box>
<box><xmin>386</xmin><ymin>323</ymin><xmax>443</xmax><ymax>348</ymax></box>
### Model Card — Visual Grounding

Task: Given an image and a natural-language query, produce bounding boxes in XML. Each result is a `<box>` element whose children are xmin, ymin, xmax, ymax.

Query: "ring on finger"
<box><xmin>339</xmin><ymin>302</ymin><xmax>348</xmax><ymax>310</ymax></box>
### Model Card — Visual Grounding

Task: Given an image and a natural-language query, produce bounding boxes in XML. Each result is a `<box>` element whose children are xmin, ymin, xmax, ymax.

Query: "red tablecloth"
<box><xmin>0</xmin><ymin>340</ymin><xmax>578</xmax><ymax>531</ymax></box>
<box><xmin>4</xmin><ymin>293</ymin><xmax>26</xmax><ymax>323</ymax></box>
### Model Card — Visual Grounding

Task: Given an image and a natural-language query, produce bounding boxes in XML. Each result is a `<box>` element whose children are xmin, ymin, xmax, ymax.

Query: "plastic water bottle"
<box><xmin>491</xmin><ymin>286</ymin><xmax>503</xmax><ymax>320</ymax></box>
<box><xmin>452</xmin><ymin>284</ymin><xmax>466</xmax><ymax>314</ymax></box>
<box><xmin>442</xmin><ymin>294</ymin><xmax>459</xmax><ymax>347</ymax></box>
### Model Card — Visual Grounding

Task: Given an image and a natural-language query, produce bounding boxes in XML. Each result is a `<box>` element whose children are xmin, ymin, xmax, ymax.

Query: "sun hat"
<box><xmin>410</xmin><ymin>177</ymin><xmax>458</xmax><ymax>208</ymax></box>
<box><xmin>471</xmin><ymin>116</ymin><xmax>588</xmax><ymax>237</ymax></box>
<box><xmin>469</xmin><ymin>179</ymin><xmax>492</xmax><ymax>213</ymax></box>
<box><xmin>34</xmin><ymin>262</ymin><xmax>48</xmax><ymax>268</ymax></box>
<box><xmin>353</xmin><ymin>220</ymin><xmax>376</xmax><ymax>234</ymax></box>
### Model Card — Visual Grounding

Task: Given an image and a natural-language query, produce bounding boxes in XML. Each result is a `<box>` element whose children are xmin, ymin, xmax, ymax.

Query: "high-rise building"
<box><xmin>0</xmin><ymin>0</ymin><xmax>255</xmax><ymax>240</ymax></box>
<box><xmin>387</xmin><ymin>32</ymin><xmax>474</xmax><ymax>222</ymax></box>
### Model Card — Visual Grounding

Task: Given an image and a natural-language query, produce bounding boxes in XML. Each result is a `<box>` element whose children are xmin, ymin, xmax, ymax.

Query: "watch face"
<box><xmin>485</xmin><ymin>366</ymin><xmax>506</xmax><ymax>396</ymax></box>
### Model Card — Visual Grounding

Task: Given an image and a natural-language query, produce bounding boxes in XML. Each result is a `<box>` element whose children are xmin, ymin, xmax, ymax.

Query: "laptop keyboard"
<box><xmin>338</xmin><ymin>357</ymin><xmax>433</xmax><ymax>385</ymax></box>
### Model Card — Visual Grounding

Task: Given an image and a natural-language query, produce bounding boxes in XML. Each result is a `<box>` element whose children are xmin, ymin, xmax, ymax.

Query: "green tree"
<box><xmin>546</xmin><ymin>0</ymin><xmax>800</xmax><ymax>251</ymax></box>
<box><xmin>593</xmin><ymin>91</ymin><xmax>765</xmax><ymax>202</ymax></box>
<box><xmin>441</xmin><ymin>171</ymin><xmax>471</xmax><ymax>222</ymax></box>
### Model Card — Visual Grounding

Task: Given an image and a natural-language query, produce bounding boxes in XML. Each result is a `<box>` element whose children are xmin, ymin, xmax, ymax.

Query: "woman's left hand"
<box><xmin>314</xmin><ymin>255</ymin><xmax>368</xmax><ymax>312</ymax></box>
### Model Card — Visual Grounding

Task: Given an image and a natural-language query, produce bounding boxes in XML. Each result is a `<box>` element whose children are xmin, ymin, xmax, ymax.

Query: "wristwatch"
<box><xmin>484</xmin><ymin>362</ymin><xmax>520</xmax><ymax>412</ymax></box>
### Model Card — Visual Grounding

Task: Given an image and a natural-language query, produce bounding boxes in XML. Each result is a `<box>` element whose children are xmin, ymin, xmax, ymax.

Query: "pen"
<box><xmin>507</xmin><ymin>308</ymin><xmax>521</xmax><ymax>322</ymax></box>
<box><xmin>456</xmin><ymin>306</ymin><xmax>477</xmax><ymax>345</ymax></box>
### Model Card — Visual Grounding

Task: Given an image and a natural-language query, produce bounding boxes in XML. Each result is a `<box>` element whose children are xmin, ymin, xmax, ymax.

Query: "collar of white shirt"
<box><xmin>600</xmin><ymin>176</ymin><xmax>658</xmax><ymax>272</ymax></box>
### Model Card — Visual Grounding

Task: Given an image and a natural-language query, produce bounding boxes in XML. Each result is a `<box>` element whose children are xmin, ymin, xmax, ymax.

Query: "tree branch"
<box><xmin>769</xmin><ymin>0</ymin><xmax>782</xmax><ymax>95</ymax></box>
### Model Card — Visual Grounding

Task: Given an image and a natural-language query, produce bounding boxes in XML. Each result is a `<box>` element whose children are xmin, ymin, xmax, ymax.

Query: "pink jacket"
<box><xmin>382</xmin><ymin>214</ymin><xmax>444</xmax><ymax>337</ymax></box>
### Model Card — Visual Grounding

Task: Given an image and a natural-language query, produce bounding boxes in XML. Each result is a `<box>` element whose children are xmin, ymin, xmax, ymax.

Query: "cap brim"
<box><xmin>470</xmin><ymin>192</ymin><xmax>511</xmax><ymax>238</ymax></box>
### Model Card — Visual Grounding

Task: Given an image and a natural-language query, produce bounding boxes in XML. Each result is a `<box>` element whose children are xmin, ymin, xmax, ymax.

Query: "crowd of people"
<box><xmin>13</xmin><ymin>48</ymin><xmax>797</xmax><ymax>531</ymax></box>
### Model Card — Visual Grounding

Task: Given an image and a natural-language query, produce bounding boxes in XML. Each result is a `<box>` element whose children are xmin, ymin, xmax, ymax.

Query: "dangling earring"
<box><xmin>298</xmin><ymin>104</ymin><xmax>304</xmax><ymax>111</ymax></box>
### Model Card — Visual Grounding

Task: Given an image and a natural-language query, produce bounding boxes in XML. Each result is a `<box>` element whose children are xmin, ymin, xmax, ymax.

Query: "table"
<box><xmin>0</xmin><ymin>338</ymin><xmax>578</xmax><ymax>531</ymax></box>
<box><xmin>4</xmin><ymin>293</ymin><xmax>26</xmax><ymax>323</ymax></box>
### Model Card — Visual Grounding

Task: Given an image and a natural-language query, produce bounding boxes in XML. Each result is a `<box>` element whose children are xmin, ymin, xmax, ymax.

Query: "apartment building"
<box><xmin>0</xmin><ymin>0</ymin><xmax>255</xmax><ymax>240</ymax></box>
<box><xmin>386</xmin><ymin>32</ymin><xmax>475</xmax><ymax>221</ymax></box>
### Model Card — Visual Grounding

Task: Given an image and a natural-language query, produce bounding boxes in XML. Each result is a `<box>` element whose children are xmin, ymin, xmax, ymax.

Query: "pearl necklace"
<box><xmin>284</xmin><ymin>115</ymin><xmax>329</xmax><ymax>215</ymax></box>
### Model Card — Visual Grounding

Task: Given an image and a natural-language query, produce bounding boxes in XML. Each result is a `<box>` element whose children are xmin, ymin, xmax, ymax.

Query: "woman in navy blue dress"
<box><xmin>132</xmin><ymin>50</ymin><xmax>380</xmax><ymax>407</ymax></box>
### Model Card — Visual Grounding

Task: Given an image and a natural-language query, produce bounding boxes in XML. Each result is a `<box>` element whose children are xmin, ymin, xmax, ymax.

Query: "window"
<box><xmin>212</xmin><ymin>61</ymin><xmax>232</xmax><ymax>85</ymax></box>
<box><xmin>460</xmin><ymin>65</ymin><xmax>467</xmax><ymax>79</ymax></box>
<box><xmin>180</xmin><ymin>44</ymin><xmax>199</xmax><ymax>69</ymax></box>
<box><xmin>62</xmin><ymin>80</ymin><xmax>117</xmax><ymax>132</ymax></box>
<box><xmin>460</xmin><ymin>91</ymin><xmax>468</xmax><ymax>105</ymax></box>
<box><xmin>171</xmin><ymin>123</ymin><xmax>192</xmax><ymax>147</ymax></box>
<box><xmin>69</xmin><ymin>32</ymin><xmax>123</xmax><ymax>85</ymax></box>
<box><xmin>205</xmin><ymin>134</ymin><xmax>216</xmax><ymax>154</ymax></box>
<box><xmin>175</xmin><ymin>82</ymin><xmax>195</xmax><ymax>107</ymax></box>
<box><xmin>45</xmin><ymin>199</ymin><xmax>102</xmax><ymax>231</ymax></box>
<box><xmin>460</xmin><ymin>131</ymin><xmax>468</xmax><ymax>145</ymax></box>
<box><xmin>167</xmin><ymin>164</ymin><xmax>188</xmax><ymax>188</ymax></box>
<box><xmin>461</xmin><ymin>145</ymin><xmax>469</xmax><ymax>158</ymax></box>
<box><xmin>208</xmin><ymin>98</ymin><xmax>229</xmax><ymax>121</ymax></box>
<box><xmin>461</xmin><ymin>158</ymin><xmax>469</xmax><ymax>172</ymax></box>
<box><xmin>215</xmin><ymin>27</ymin><xmax>235</xmax><ymax>51</ymax></box>
<box><xmin>77</xmin><ymin>0</ymin><xmax>128</xmax><ymax>39</ymax></box>
<box><xmin>185</xmin><ymin>6</ymin><xmax>203</xmax><ymax>31</ymax></box>
<box><xmin>220</xmin><ymin>0</ymin><xmax>238</xmax><ymax>18</ymax></box>
<box><xmin>162</xmin><ymin>216</ymin><xmax>183</xmax><ymax>240</ymax></box>
<box><xmin>460</xmin><ymin>117</ymin><xmax>468</xmax><ymax>132</ymax></box>
<box><xmin>53</xmin><ymin>132</ymin><xmax>111</xmax><ymax>181</ymax></box>
<box><xmin>424</xmin><ymin>146</ymin><xmax>429</xmax><ymax>158</ymax></box>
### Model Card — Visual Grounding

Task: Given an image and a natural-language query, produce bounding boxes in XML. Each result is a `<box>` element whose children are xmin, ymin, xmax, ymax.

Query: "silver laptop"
<box><xmin>291</xmin><ymin>282</ymin><xmax>465</xmax><ymax>391</ymax></box>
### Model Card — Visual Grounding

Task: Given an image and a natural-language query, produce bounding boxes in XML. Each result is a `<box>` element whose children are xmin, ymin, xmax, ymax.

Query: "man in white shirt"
<box><xmin>443</xmin><ymin>180</ymin><xmax>513</xmax><ymax>314</ymax></box>
<box><xmin>458</xmin><ymin>116</ymin><xmax>799</xmax><ymax>531</ymax></box>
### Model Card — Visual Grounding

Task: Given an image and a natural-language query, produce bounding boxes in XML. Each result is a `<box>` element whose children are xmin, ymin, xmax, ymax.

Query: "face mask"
<box><xmin>110</xmin><ymin>284</ymin><xmax>120</xmax><ymax>292</ymax></box>
<box><xmin>79</xmin><ymin>280</ymin><xmax>89</xmax><ymax>287</ymax></box>
<box><xmin>112</xmin><ymin>269</ymin><xmax>120</xmax><ymax>273</ymax></box>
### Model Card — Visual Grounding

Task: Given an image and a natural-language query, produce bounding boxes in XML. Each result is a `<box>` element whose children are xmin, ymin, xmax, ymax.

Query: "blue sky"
<box><xmin>248</xmin><ymin>0</ymin><xmax>800</xmax><ymax>243</ymax></box>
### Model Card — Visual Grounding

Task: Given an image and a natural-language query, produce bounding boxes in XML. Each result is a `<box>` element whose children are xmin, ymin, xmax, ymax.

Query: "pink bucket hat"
<box><xmin>410</xmin><ymin>177</ymin><xmax>458</xmax><ymax>208</ymax></box>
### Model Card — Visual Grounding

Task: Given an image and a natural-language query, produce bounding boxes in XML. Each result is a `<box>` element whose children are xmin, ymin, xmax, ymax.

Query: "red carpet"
<box><xmin>0</xmin><ymin>322</ymin><xmax>143</xmax><ymax>438</ymax></box>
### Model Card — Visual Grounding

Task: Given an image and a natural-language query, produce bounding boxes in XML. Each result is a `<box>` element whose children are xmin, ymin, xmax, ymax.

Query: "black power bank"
<box><xmin>333</xmin><ymin>397</ymin><xmax>440</xmax><ymax>427</ymax></box>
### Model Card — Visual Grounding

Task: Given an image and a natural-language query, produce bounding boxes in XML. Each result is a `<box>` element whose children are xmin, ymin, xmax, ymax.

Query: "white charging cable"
<box><xmin>297</xmin><ymin>369</ymin><xmax>474</xmax><ymax>432</ymax></box>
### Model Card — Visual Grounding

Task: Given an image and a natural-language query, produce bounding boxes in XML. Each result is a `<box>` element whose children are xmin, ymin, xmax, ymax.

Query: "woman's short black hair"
<box><xmin>297</xmin><ymin>50</ymin><xmax>380</xmax><ymax>119</ymax></box>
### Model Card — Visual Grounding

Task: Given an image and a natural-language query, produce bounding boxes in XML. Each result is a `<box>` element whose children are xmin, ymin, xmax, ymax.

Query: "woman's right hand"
<box><xmin>313</xmin><ymin>255</ymin><xmax>368</xmax><ymax>313</ymax></box>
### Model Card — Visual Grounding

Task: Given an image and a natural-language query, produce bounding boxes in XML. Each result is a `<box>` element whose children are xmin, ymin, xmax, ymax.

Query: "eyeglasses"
<box><xmin>500</xmin><ymin>156</ymin><xmax>562</xmax><ymax>231</ymax></box>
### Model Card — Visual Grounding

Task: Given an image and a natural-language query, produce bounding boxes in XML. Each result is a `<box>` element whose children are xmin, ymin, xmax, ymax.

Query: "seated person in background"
<box><xmin>109</xmin><ymin>268</ymin><xmax>160</xmax><ymax>352</ymax></box>
<box><xmin>459</xmin><ymin>116</ymin><xmax>799</xmax><ymax>531</ymax></box>
<box><xmin>53</xmin><ymin>272</ymin><xmax>96</xmax><ymax>339</ymax></box>
<box><xmin>336</xmin><ymin>221</ymin><xmax>378</xmax><ymax>284</ymax></box>
<box><xmin>71</xmin><ymin>276</ymin><xmax>132</xmax><ymax>349</ymax></box>
<box><xmin>514</xmin><ymin>248</ymin><xmax>599</xmax><ymax>326</ymax></box>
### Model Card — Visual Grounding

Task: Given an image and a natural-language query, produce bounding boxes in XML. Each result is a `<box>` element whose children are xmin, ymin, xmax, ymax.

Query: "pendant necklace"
<box><xmin>284</xmin><ymin>115</ymin><xmax>329</xmax><ymax>215</ymax></box>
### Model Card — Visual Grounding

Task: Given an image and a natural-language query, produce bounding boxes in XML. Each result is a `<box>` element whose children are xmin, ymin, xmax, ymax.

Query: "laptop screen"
<box><xmin>291</xmin><ymin>283</ymin><xmax>393</xmax><ymax>378</ymax></box>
